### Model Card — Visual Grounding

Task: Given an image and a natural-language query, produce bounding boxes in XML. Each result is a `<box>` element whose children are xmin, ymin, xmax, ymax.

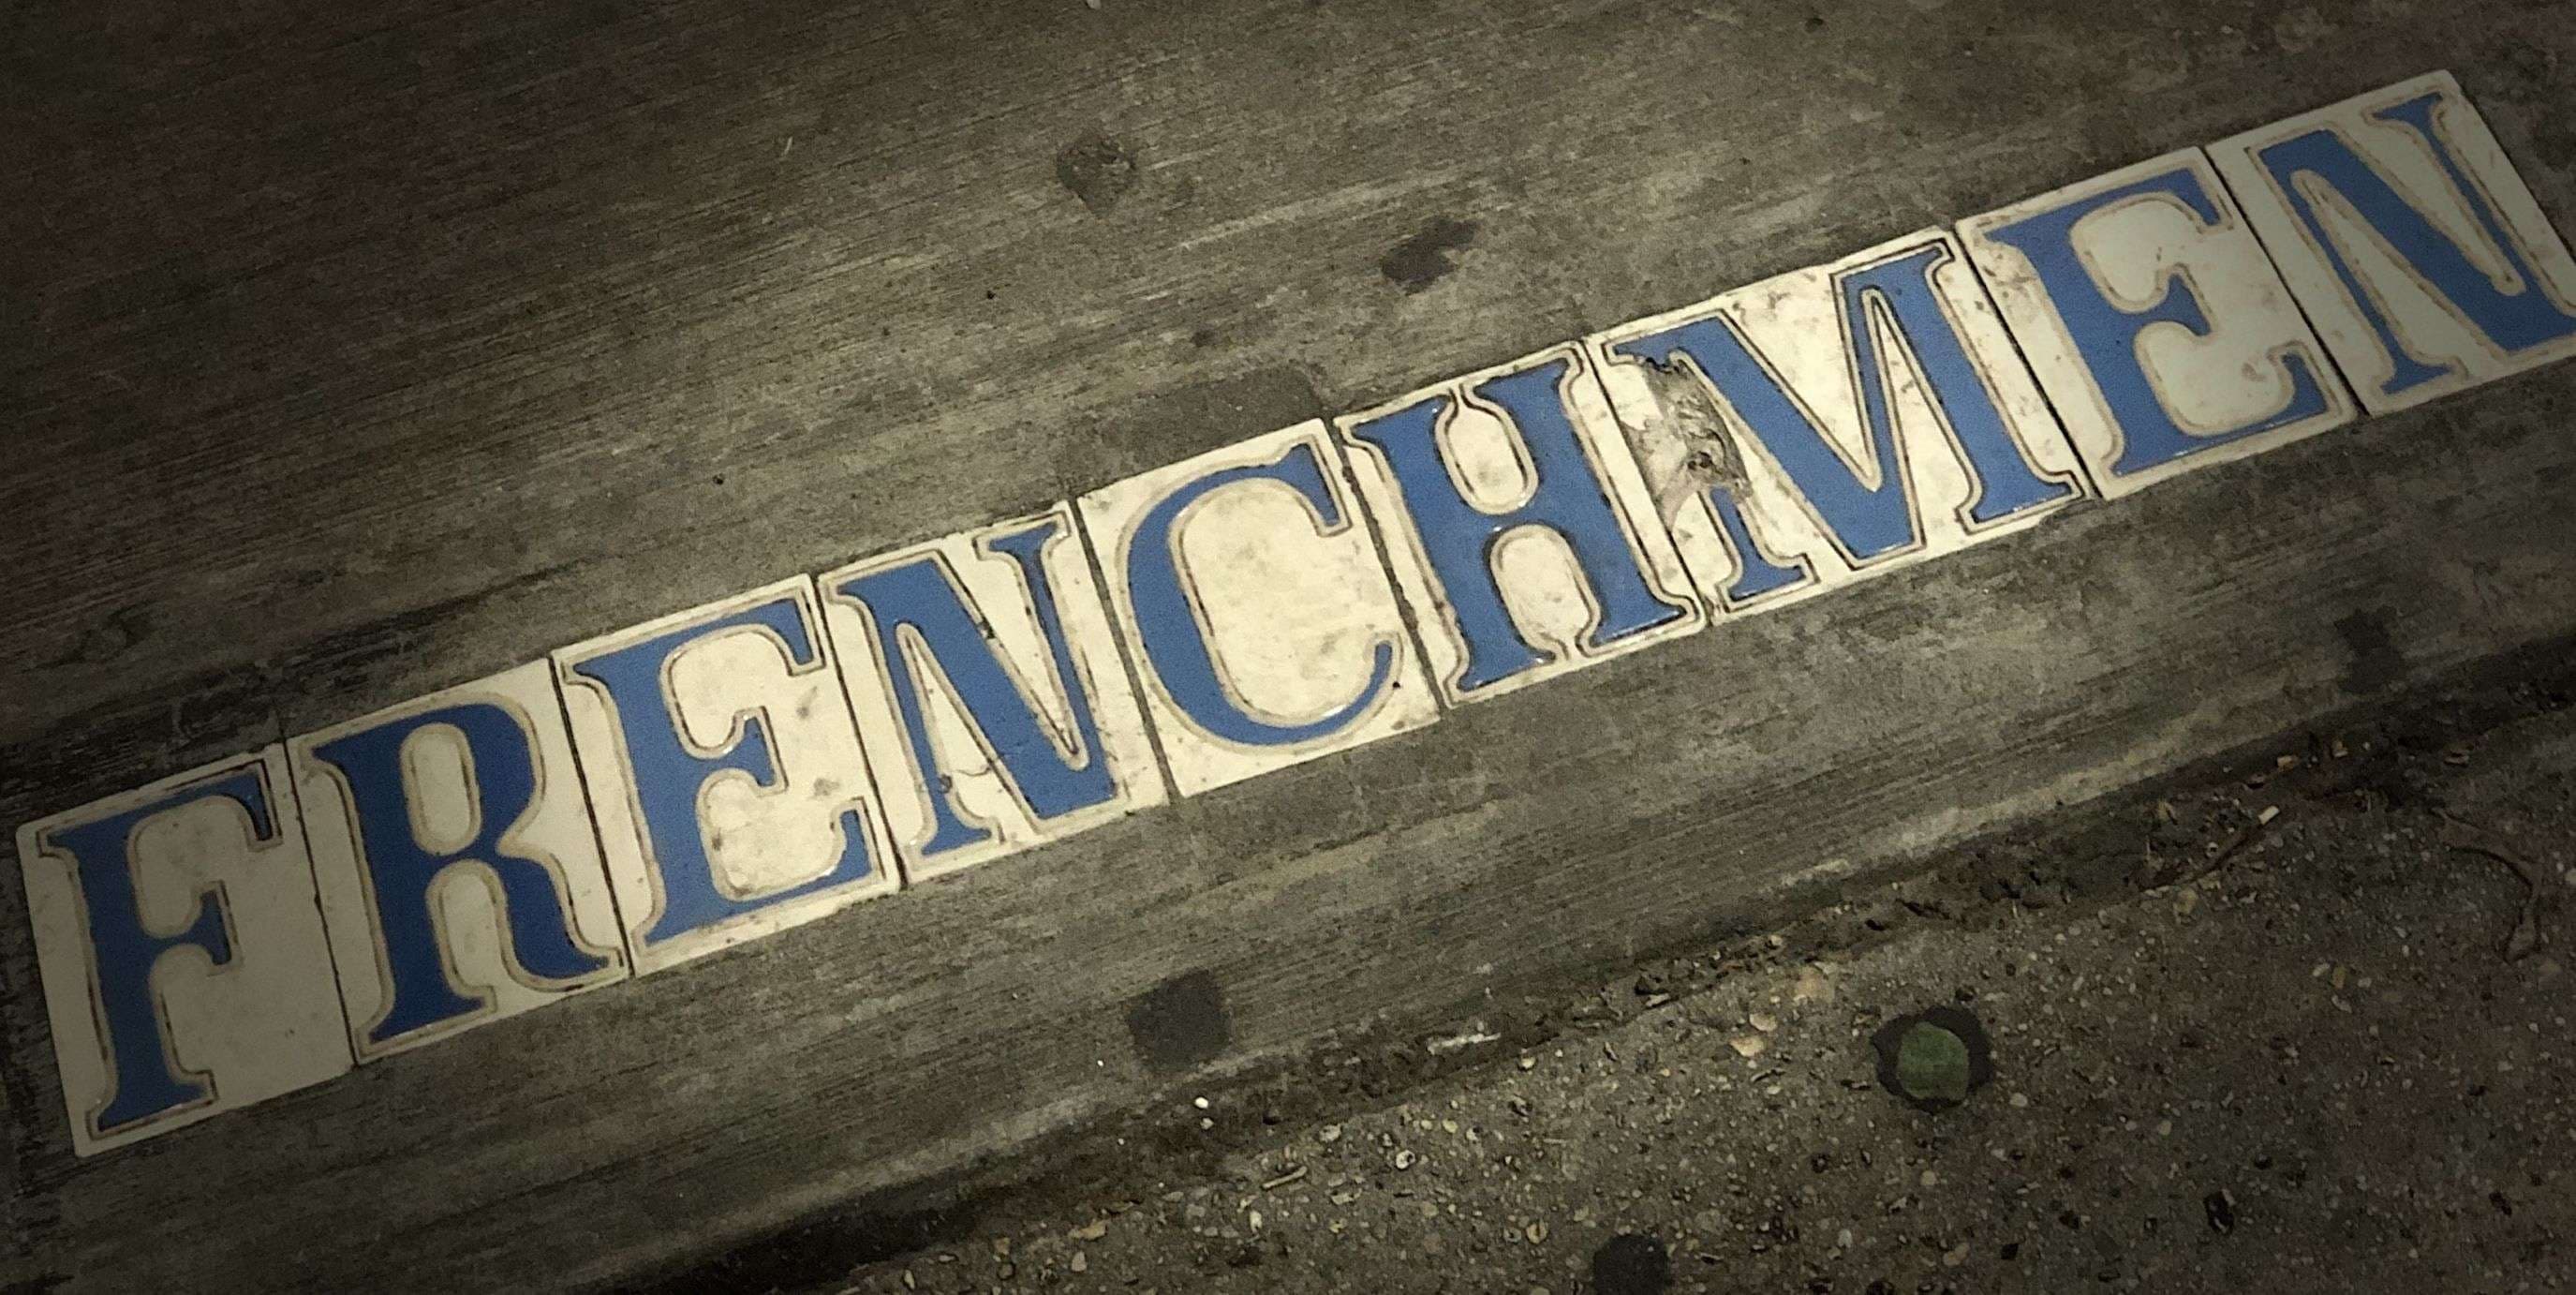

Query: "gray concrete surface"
<box><xmin>7</xmin><ymin>0</ymin><xmax>2576</xmax><ymax>1289</ymax></box>
<box><xmin>743</xmin><ymin>649</ymin><xmax>2576</xmax><ymax>1294</ymax></box>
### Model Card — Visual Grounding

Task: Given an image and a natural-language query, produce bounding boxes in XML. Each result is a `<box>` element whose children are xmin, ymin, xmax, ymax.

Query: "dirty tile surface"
<box><xmin>1337</xmin><ymin>345</ymin><xmax>1704</xmax><ymax>704</ymax></box>
<box><xmin>2212</xmin><ymin>70</ymin><xmax>2576</xmax><ymax>415</ymax></box>
<box><xmin>1077</xmin><ymin>423</ymin><xmax>1438</xmax><ymax>796</ymax></box>
<box><xmin>16</xmin><ymin>748</ymin><xmax>351</xmax><ymax>1154</ymax></box>
<box><xmin>819</xmin><ymin>505</ymin><xmax>1166</xmax><ymax>884</ymax></box>
<box><xmin>1960</xmin><ymin>149</ymin><xmax>2358</xmax><ymax>498</ymax></box>
<box><xmin>1592</xmin><ymin>228</ymin><xmax>2090</xmax><ymax>614</ymax></box>
<box><xmin>292</xmin><ymin>661</ymin><xmax>630</xmax><ymax>1062</ymax></box>
<box><xmin>555</xmin><ymin>578</ymin><xmax>898</xmax><ymax>974</ymax></box>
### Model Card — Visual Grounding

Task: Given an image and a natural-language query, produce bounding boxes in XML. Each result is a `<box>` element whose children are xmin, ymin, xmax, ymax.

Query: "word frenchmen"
<box><xmin>19</xmin><ymin>72</ymin><xmax>2576</xmax><ymax>1154</ymax></box>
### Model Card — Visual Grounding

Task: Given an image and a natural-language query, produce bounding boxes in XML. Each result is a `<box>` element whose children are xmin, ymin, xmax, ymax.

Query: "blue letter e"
<box><xmin>565</xmin><ymin>595</ymin><xmax>880</xmax><ymax>951</ymax></box>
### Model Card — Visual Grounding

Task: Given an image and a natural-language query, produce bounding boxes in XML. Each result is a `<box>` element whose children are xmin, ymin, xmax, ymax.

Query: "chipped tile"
<box><xmin>2213</xmin><ymin>70</ymin><xmax>2576</xmax><ymax>414</ymax></box>
<box><xmin>555</xmin><ymin>577</ymin><xmax>897</xmax><ymax>974</ymax></box>
<box><xmin>17</xmin><ymin>748</ymin><xmax>350</xmax><ymax>1154</ymax></box>
<box><xmin>1077</xmin><ymin>422</ymin><xmax>1438</xmax><ymax>796</ymax></box>
<box><xmin>1336</xmin><ymin>343</ymin><xmax>1705</xmax><ymax>705</ymax></box>
<box><xmin>1591</xmin><ymin>228</ymin><xmax>2090</xmax><ymax>613</ymax></box>
<box><xmin>819</xmin><ymin>505</ymin><xmax>1166</xmax><ymax>883</ymax></box>
<box><xmin>291</xmin><ymin>661</ymin><xmax>629</xmax><ymax>1062</ymax></box>
<box><xmin>1960</xmin><ymin>148</ymin><xmax>2357</xmax><ymax>498</ymax></box>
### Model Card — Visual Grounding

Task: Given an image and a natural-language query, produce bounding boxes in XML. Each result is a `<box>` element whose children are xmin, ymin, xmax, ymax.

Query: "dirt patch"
<box><xmin>1128</xmin><ymin>971</ymin><xmax>1236</xmax><ymax>1075</ymax></box>
<box><xmin>660</xmin><ymin>639</ymin><xmax>2576</xmax><ymax>1293</ymax></box>
<box><xmin>1378</xmin><ymin>216</ymin><xmax>1481</xmax><ymax>293</ymax></box>
<box><xmin>1056</xmin><ymin>132</ymin><xmax>1140</xmax><ymax>215</ymax></box>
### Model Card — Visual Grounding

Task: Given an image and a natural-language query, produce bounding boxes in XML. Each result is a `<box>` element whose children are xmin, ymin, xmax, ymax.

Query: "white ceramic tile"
<box><xmin>555</xmin><ymin>577</ymin><xmax>898</xmax><ymax>974</ymax></box>
<box><xmin>1591</xmin><ymin>228</ymin><xmax>2091</xmax><ymax>614</ymax></box>
<box><xmin>1077</xmin><ymin>422</ymin><xmax>1438</xmax><ymax>796</ymax></box>
<box><xmin>2213</xmin><ymin>71</ymin><xmax>2576</xmax><ymax>415</ymax></box>
<box><xmin>291</xmin><ymin>662</ymin><xmax>629</xmax><ymax>1061</ymax></box>
<box><xmin>1335</xmin><ymin>343</ymin><xmax>1705</xmax><ymax>705</ymax></box>
<box><xmin>819</xmin><ymin>505</ymin><xmax>1167</xmax><ymax>882</ymax></box>
<box><xmin>16</xmin><ymin>748</ymin><xmax>351</xmax><ymax>1154</ymax></box>
<box><xmin>1960</xmin><ymin>148</ymin><xmax>2358</xmax><ymax>498</ymax></box>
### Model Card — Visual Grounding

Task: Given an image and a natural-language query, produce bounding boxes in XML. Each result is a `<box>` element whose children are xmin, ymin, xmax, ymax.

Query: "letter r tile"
<box><xmin>2211</xmin><ymin>71</ymin><xmax>2576</xmax><ymax>415</ymax></box>
<box><xmin>1591</xmin><ymin>228</ymin><xmax>2091</xmax><ymax>616</ymax></box>
<box><xmin>819</xmin><ymin>505</ymin><xmax>1167</xmax><ymax>883</ymax></box>
<box><xmin>291</xmin><ymin>661</ymin><xmax>630</xmax><ymax>1063</ymax></box>
<box><xmin>555</xmin><ymin>577</ymin><xmax>898</xmax><ymax>975</ymax></box>
<box><xmin>17</xmin><ymin>748</ymin><xmax>352</xmax><ymax>1154</ymax></box>
<box><xmin>1077</xmin><ymin>422</ymin><xmax>1439</xmax><ymax>796</ymax></box>
<box><xmin>1960</xmin><ymin>148</ymin><xmax>2359</xmax><ymax>499</ymax></box>
<box><xmin>1337</xmin><ymin>344</ymin><xmax>1705</xmax><ymax>706</ymax></box>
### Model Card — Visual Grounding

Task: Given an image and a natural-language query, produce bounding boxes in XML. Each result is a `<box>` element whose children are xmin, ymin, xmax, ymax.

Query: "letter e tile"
<box><xmin>555</xmin><ymin>578</ymin><xmax>897</xmax><ymax>974</ymax></box>
<box><xmin>1960</xmin><ymin>149</ymin><xmax>2358</xmax><ymax>498</ymax></box>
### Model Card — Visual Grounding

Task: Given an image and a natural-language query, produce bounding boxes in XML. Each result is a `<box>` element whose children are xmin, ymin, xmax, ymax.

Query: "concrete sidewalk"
<box><xmin>12</xmin><ymin>2</ymin><xmax>2576</xmax><ymax>1287</ymax></box>
<box><xmin>698</xmin><ymin>647</ymin><xmax>2575</xmax><ymax>1294</ymax></box>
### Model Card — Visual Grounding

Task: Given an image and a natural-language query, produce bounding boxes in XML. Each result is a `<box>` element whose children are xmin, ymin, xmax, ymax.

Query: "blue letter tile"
<box><xmin>1592</xmin><ymin>228</ymin><xmax>2092</xmax><ymax>612</ymax></box>
<box><xmin>1338</xmin><ymin>345</ymin><xmax>1705</xmax><ymax>705</ymax></box>
<box><xmin>555</xmin><ymin>578</ymin><xmax>897</xmax><ymax>974</ymax></box>
<box><xmin>2213</xmin><ymin>71</ymin><xmax>2576</xmax><ymax>414</ymax></box>
<box><xmin>1078</xmin><ymin>423</ymin><xmax>1438</xmax><ymax>796</ymax></box>
<box><xmin>292</xmin><ymin>662</ymin><xmax>629</xmax><ymax>1061</ymax></box>
<box><xmin>820</xmin><ymin>505</ymin><xmax>1166</xmax><ymax>882</ymax></box>
<box><xmin>1960</xmin><ymin>148</ymin><xmax>2357</xmax><ymax>498</ymax></box>
<box><xmin>17</xmin><ymin>748</ymin><xmax>352</xmax><ymax>1154</ymax></box>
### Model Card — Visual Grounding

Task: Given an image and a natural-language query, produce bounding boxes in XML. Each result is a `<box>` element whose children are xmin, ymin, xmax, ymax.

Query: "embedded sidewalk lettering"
<box><xmin>15</xmin><ymin>71</ymin><xmax>2576</xmax><ymax>1156</ymax></box>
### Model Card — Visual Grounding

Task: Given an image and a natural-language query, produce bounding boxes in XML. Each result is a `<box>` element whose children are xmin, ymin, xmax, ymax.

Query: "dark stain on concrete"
<box><xmin>1378</xmin><ymin>216</ymin><xmax>1480</xmax><ymax>293</ymax></box>
<box><xmin>1126</xmin><ymin>970</ymin><xmax>1232</xmax><ymax>1074</ymax></box>
<box><xmin>1075</xmin><ymin>365</ymin><xmax>1325</xmax><ymax>479</ymax></box>
<box><xmin>2526</xmin><ymin>112</ymin><xmax>2576</xmax><ymax>172</ymax></box>
<box><xmin>1591</xmin><ymin>1233</ymin><xmax>1673</xmax><ymax>1294</ymax></box>
<box><xmin>45</xmin><ymin>605</ymin><xmax>154</xmax><ymax>668</ymax></box>
<box><xmin>623</xmin><ymin>1183</ymin><xmax>984</xmax><ymax>1295</ymax></box>
<box><xmin>2336</xmin><ymin>609</ymin><xmax>2408</xmax><ymax>695</ymax></box>
<box><xmin>1055</xmin><ymin>131</ymin><xmax>1140</xmax><ymax>214</ymax></box>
